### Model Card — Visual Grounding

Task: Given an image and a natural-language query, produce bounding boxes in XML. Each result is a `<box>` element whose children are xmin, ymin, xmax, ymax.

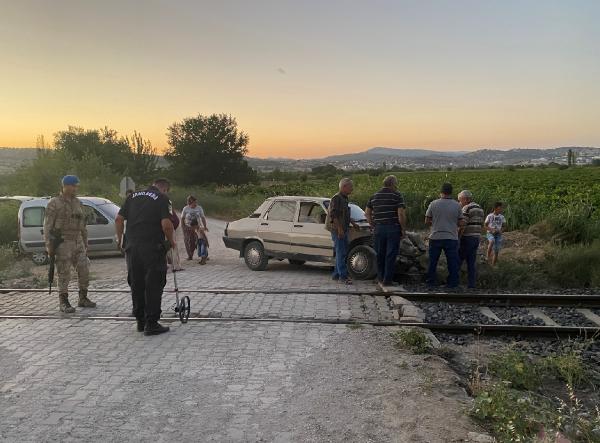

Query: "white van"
<box><xmin>17</xmin><ymin>197</ymin><xmax>121</xmax><ymax>264</ymax></box>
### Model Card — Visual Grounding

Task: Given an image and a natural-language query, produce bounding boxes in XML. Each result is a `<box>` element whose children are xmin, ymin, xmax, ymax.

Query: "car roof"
<box><xmin>20</xmin><ymin>196</ymin><xmax>115</xmax><ymax>208</ymax></box>
<box><xmin>265</xmin><ymin>196</ymin><xmax>329</xmax><ymax>202</ymax></box>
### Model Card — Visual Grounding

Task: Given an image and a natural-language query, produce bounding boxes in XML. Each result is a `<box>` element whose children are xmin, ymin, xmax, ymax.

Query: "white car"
<box><xmin>223</xmin><ymin>196</ymin><xmax>426</xmax><ymax>280</ymax></box>
<box><xmin>14</xmin><ymin>196</ymin><xmax>121</xmax><ymax>264</ymax></box>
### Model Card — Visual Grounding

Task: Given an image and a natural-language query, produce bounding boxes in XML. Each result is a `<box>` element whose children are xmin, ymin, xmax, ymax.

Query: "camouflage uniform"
<box><xmin>43</xmin><ymin>193</ymin><xmax>95</xmax><ymax>311</ymax></box>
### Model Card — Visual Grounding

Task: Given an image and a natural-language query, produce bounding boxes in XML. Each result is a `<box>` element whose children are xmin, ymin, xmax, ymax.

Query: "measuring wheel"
<box><xmin>178</xmin><ymin>295</ymin><xmax>191</xmax><ymax>323</ymax></box>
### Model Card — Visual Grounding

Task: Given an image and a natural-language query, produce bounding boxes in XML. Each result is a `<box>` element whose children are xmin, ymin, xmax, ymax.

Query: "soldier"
<box><xmin>44</xmin><ymin>175</ymin><xmax>96</xmax><ymax>313</ymax></box>
<box><xmin>115</xmin><ymin>178</ymin><xmax>176</xmax><ymax>336</ymax></box>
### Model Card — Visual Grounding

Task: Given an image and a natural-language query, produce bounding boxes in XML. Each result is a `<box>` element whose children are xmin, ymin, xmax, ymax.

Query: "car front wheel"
<box><xmin>244</xmin><ymin>241</ymin><xmax>269</xmax><ymax>271</ymax></box>
<box><xmin>347</xmin><ymin>244</ymin><xmax>377</xmax><ymax>280</ymax></box>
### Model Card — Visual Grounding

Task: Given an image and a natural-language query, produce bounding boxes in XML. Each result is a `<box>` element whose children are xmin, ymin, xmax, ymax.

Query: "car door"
<box><xmin>257</xmin><ymin>200</ymin><xmax>296</xmax><ymax>255</ymax></box>
<box><xmin>82</xmin><ymin>204</ymin><xmax>115</xmax><ymax>251</ymax></box>
<box><xmin>290</xmin><ymin>201</ymin><xmax>334</xmax><ymax>260</ymax></box>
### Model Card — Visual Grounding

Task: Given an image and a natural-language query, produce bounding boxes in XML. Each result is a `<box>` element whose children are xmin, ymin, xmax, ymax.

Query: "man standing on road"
<box><xmin>457</xmin><ymin>190</ymin><xmax>484</xmax><ymax>289</ymax></box>
<box><xmin>44</xmin><ymin>175</ymin><xmax>96</xmax><ymax>313</ymax></box>
<box><xmin>327</xmin><ymin>178</ymin><xmax>354</xmax><ymax>285</ymax></box>
<box><xmin>115</xmin><ymin>178</ymin><xmax>176</xmax><ymax>336</ymax></box>
<box><xmin>365</xmin><ymin>175</ymin><xmax>407</xmax><ymax>289</ymax></box>
<box><xmin>425</xmin><ymin>183</ymin><xmax>465</xmax><ymax>290</ymax></box>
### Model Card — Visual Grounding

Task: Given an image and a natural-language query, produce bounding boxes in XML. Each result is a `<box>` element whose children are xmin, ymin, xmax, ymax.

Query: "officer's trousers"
<box><xmin>126</xmin><ymin>243</ymin><xmax>167</xmax><ymax>323</ymax></box>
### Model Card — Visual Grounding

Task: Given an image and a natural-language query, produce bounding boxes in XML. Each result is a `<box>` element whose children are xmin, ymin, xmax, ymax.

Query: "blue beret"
<box><xmin>62</xmin><ymin>175</ymin><xmax>80</xmax><ymax>186</ymax></box>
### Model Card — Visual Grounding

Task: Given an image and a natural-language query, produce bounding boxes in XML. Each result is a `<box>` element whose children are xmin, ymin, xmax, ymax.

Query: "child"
<box><xmin>190</xmin><ymin>219</ymin><xmax>210</xmax><ymax>265</ymax></box>
<box><xmin>485</xmin><ymin>202</ymin><xmax>506</xmax><ymax>266</ymax></box>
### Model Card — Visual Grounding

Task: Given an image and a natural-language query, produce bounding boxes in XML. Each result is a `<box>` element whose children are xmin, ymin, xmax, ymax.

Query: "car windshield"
<box><xmin>323</xmin><ymin>200</ymin><xmax>367</xmax><ymax>222</ymax></box>
<box><xmin>97</xmin><ymin>202</ymin><xmax>120</xmax><ymax>220</ymax></box>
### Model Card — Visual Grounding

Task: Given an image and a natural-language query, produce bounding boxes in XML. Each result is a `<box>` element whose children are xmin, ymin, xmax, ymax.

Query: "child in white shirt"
<box><xmin>485</xmin><ymin>202</ymin><xmax>506</xmax><ymax>266</ymax></box>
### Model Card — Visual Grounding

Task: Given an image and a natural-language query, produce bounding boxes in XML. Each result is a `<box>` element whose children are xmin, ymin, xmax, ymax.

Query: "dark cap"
<box><xmin>441</xmin><ymin>182</ymin><xmax>453</xmax><ymax>194</ymax></box>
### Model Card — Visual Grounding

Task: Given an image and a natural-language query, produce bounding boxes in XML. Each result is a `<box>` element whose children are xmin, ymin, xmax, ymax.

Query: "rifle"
<box><xmin>48</xmin><ymin>229</ymin><xmax>64</xmax><ymax>295</ymax></box>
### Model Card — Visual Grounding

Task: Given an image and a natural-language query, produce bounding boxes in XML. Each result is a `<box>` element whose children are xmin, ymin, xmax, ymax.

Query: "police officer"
<box><xmin>115</xmin><ymin>178</ymin><xmax>176</xmax><ymax>336</ymax></box>
<box><xmin>44</xmin><ymin>175</ymin><xmax>96</xmax><ymax>313</ymax></box>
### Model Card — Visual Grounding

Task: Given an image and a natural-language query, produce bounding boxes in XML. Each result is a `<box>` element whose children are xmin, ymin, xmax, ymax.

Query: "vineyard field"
<box><xmin>172</xmin><ymin>166</ymin><xmax>600</xmax><ymax>243</ymax></box>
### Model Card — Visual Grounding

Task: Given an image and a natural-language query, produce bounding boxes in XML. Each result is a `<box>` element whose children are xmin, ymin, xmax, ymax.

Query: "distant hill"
<box><xmin>323</xmin><ymin>147</ymin><xmax>466</xmax><ymax>162</ymax></box>
<box><xmin>2</xmin><ymin>146</ymin><xmax>599</xmax><ymax>175</ymax></box>
<box><xmin>247</xmin><ymin>146</ymin><xmax>600</xmax><ymax>171</ymax></box>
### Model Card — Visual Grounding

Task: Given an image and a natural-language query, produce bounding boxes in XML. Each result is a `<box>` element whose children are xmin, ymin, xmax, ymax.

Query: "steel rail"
<box><xmin>0</xmin><ymin>314</ymin><xmax>598</xmax><ymax>337</ymax></box>
<box><xmin>1</xmin><ymin>287</ymin><xmax>599</xmax><ymax>307</ymax></box>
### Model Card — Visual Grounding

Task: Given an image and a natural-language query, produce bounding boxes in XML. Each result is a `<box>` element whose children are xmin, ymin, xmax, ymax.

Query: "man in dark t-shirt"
<box><xmin>366</xmin><ymin>175</ymin><xmax>407</xmax><ymax>288</ymax></box>
<box><xmin>328</xmin><ymin>178</ymin><xmax>354</xmax><ymax>284</ymax></box>
<box><xmin>115</xmin><ymin>178</ymin><xmax>176</xmax><ymax>336</ymax></box>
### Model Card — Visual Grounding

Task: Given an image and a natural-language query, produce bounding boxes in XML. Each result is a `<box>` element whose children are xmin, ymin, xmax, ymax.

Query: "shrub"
<box><xmin>472</xmin><ymin>349</ymin><xmax>599</xmax><ymax>442</ymax></box>
<box><xmin>471</xmin><ymin>383</ymin><xmax>547</xmax><ymax>442</ymax></box>
<box><xmin>0</xmin><ymin>246</ymin><xmax>32</xmax><ymax>284</ymax></box>
<box><xmin>0</xmin><ymin>245</ymin><xmax>15</xmax><ymax>272</ymax></box>
<box><xmin>543</xmin><ymin>351</ymin><xmax>587</xmax><ymax>387</ymax></box>
<box><xmin>391</xmin><ymin>328</ymin><xmax>431</xmax><ymax>354</ymax></box>
<box><xmin>488</xmin><ymin>350</ymin><xmax>542</xmax><ymax>390</ymax></box>
<box><xmin>544</xmin><ymin>241</ymin><xmax>600</xmax><ymax>288</ymax></box>
<box><xmin>0</xmin><ymin>201</ymin><xmax>19</xmax><ymax>245</ymax></box>
<box><xmin>546</xmin><ymin>206</ymin><xmax>600</xmax><ymax>244</ymax></box>
<box><xmin>477</xmin><ymin>261</ymin><xmax>549</xmax><ymax>291</ymax></box>
<box><xmin>5</xmin><ymin>150</ymin><xmax>120</xmax><ymax>200</ymax></box>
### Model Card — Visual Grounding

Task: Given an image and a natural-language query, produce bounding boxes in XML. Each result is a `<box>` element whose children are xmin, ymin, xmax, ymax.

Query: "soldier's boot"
<box><xmin>59</xmin><ymin>293</ymin><xmax>76</xmax><ymax>313</ymax></box>
<box><xmin>77</xmin><ymin>290</ymin><xmax>97</xmax><ymax>308</ymax></box>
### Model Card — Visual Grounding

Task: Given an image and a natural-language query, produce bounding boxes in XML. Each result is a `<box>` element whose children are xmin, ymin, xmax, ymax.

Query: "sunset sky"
<box><xmin>1</xmin><ymin>0</ymin><xmax>599</xmax><ymax>158</ymax></box>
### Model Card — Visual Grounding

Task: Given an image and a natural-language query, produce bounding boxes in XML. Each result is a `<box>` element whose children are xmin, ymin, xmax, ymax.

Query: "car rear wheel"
<box><xmin>244</xmin><ymin>241</ymin><xmax>268</xmax><ymax>271</ymax></box>
<box><xmin>31</xmin><ymin>251</ymin><xmax>49</xmax><ymax>266</ymax></box>
<box><xmin>347</xmin><ymin>244</ymin><xmax>377</xmax><ymax>280</ymax></box>
<box><xmin>288</xmin><ymin>259</ymin><xmax>306</xmax><ymax>266</ymax></box>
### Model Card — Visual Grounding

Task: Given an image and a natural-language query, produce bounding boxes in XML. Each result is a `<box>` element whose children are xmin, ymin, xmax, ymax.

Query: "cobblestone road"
<box><xmin>0</xmin><ymin>219</ymin><xmax>479</xmax><ymax>442</ymax></box>
<box><xmin>0</xmin><ymin>219</ymin><xmax>394</xmax><ymax>322</ymax></box>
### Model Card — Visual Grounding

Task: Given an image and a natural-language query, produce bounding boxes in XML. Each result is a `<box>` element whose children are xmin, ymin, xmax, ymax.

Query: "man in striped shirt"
<box><xmin>458</xmin><ymin>190</ymin><xmax>485</xmax><ymax>289</ymax></box>
<box><xmin>365</xmin><ymin>175</ymin><xmax>407</xmax><ymax>288</ymax></box>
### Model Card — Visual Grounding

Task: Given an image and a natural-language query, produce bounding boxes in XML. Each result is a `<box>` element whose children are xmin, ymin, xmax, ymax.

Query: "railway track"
<box><xmin>2</xmin><ymin>287</ymin><xmax>600</xmax><ymax>307</ymax></box>
<box><xmin>1</xmin><ymin>287</ymin><xmax>599</xmax><ymax>337</ymax></box>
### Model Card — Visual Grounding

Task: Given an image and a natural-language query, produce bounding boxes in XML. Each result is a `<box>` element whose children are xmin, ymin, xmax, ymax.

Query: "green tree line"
<box><xmin>0</xmin><ymin>113</ymin><xmax>256</xmax><ymax>198</ymax></box>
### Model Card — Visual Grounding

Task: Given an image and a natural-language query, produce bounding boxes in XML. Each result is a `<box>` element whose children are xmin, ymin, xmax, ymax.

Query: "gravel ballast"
<box><xmin>541</xmin><ymin>307</ymin><xmax>597</xmax><ymax>327</ymax></box>
<box><xmin>416</xmin><ymin>302</ymin><xmax>500</xmax><ymax>325</ymax></box>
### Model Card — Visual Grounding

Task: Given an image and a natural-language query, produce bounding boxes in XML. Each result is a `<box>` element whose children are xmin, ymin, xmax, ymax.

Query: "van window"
<box><xmin>83</xmin><ymin>206</ymin><xmax>109</xmax><ymax>225</ymax></box>
<box><xmin>266</xmin><ymin>201</ymin><xmax>296</xmax><ymax>222</ymax></box>
<box><xmin>22</xmin><ymin>207</ymin><xmax>45</xmax><ymax>227</ymax></box>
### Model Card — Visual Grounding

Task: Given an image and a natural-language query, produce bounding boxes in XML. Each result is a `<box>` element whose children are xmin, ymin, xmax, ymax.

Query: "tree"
<box><xmin>54</xmin><ymin>126</ymin><xmax>131</xmax><ymax>174</ymax></box>
<box><xmin>165</xmin><ymin>113</ymin><xmax>256</xmax><ymax>186</ymax></box>
<box><xmin>126</xmin><ymin>131</ymin><xmax>159</xmax><ymax>183</ymax></box>
<box><xmin>53</xmin><ymin>126</ymin><xmax>159</xmax><ymax>183</ymax></box>
<box><xmin>35</xmin><ymin>134</ymin><xmax>48</xmax><ymax>149</ymax></box>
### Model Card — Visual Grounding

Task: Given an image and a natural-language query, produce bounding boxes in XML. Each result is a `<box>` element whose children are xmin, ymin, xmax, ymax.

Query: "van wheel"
<box><xmin>347</xmin><ymin>245</ymin><xmax>377</xmax><ymax>280</ymax></box>
<box><xmin>244</xmin><ymin>241</ymin><xmax>268</xmax><ymax>271</ymax></box>
<box><xmin>31</xmin><ymin>251</ymin><xmax>49</xmax><ymax>266</ymax></box>
<box><xmin>288</xmin><ymin>259</ymin><xmax>305</xmax><ymax>266</ymax></box>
